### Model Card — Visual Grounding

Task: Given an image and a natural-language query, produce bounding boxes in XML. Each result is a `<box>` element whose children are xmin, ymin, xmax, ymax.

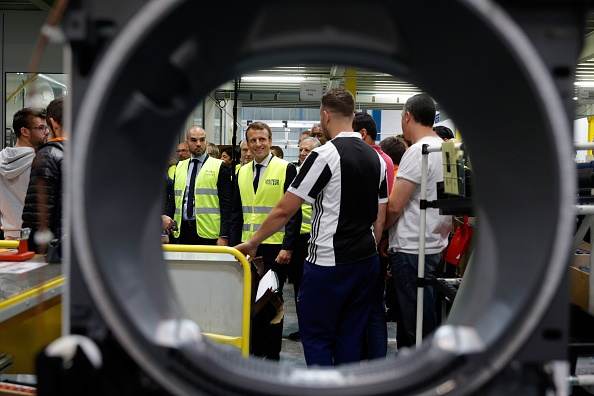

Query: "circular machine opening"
<box><xmin>70</xmin><ymin>0</ymin><xmax>576</xmax><ymax>395</ymax></box>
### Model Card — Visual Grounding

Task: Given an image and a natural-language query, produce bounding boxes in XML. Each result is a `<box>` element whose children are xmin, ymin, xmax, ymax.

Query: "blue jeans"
<box><xmin>389</xmin><ymin>251</ymin><xmax>444</xmax><ymax>348</ymax></box>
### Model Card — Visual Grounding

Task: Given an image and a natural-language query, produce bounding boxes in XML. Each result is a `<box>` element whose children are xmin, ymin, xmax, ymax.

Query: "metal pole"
<box><xmin>231</xmin><ymin>77</ymin><xmax>240</xmax><ymax>182</ymax></box>
<box><xmin>569</xmin><ymin>375</ymin><xmax>594</xmax><ymax>386</ymax></box>
<box><xmin>574</xmin><ymin>142</ymin><xmax>594</xmax><ymax>151</ymax></box>
<box><xmin>416</xmin><ymin>143</ymin><xmax>429</xmax><ymax>347</ymax></box>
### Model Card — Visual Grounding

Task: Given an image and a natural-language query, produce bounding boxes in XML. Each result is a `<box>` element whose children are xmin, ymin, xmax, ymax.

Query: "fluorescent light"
<box><xmin>372</xmin><ymin>93</ymin><xmax>416</xmax><ymax>98</ymax></box>
<box><xmin>241</xmin><ymin>120</ymin><xmax>318</xmax><ymax>129</ymax></box>
<box><xmin>242</xmin><ymin>76</ymin><xmax>306</xmax><ymax>83</ymax></box>
<box><xmin>574</xmin><ymin>81</ymin><xmax>594</xmax><ymax>87</ymax></box>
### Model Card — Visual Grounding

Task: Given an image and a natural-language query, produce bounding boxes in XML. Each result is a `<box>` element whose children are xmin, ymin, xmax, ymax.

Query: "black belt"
<box><xmin>182</xmin><ymin>219</ymin><xmax>196</xmax><ymax>227</ymax></box>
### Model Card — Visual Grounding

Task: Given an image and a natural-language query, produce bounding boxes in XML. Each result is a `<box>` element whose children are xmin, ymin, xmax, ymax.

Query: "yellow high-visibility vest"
<box><xmin>300</xmin><ymin>202</ymin><xmax>312</xmax><ymax>234</ymax></box>
<box><xmin>238</xmin><ymin>157</ymin><xmax>288</xmax><ymax>244</ymax></box>
<box><xmin>173</xmin><ymin>157</ymin><xmax>222</xmax><ymax>239</ymax></box>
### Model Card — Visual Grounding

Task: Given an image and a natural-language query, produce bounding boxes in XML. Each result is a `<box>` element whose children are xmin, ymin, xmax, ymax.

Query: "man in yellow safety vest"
<box><xmin>166</xmin><ymin>126</ymin><xmax>232</xmax><ymax>245</ymax></box>
<box><xmin>230</xmin><ymin>121</ymin><xmax>301</xmax><ymax>360</ymax></box>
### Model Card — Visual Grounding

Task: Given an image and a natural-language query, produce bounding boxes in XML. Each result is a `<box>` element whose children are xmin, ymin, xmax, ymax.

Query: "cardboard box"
<box><xmin>571</xmin><ymin>241</ymin><xmax>593</xmax><ymax>314</ymax></box>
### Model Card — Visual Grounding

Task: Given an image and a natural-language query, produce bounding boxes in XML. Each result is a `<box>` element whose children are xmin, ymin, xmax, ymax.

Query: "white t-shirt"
<box><xmin>388</xmin><ymin>136</ymin><xmax>451</xmax><ymax>254</ymax></box>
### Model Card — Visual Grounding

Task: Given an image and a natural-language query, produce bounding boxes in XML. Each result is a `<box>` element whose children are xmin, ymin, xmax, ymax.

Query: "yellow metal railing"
<box><xmin>0</xmin><ymin>240</ymin><xmax>19</xmax><ymax>249</ymax></box>
<box><xmin>0</xmin><ymin>276</ymin><xmax>65</xmax><ymax>311</ymax></box>
<box><xmin>162</xmin><ymin>244</ymin><xmax>252</xmax><ymax>356</ymax></box>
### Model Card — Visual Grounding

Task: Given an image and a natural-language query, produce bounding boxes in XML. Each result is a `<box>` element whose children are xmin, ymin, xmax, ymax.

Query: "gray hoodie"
<box><xmin>0</xmin><ymin>146</ymin><xmax>35</xmax><ymax>238</ymax></box>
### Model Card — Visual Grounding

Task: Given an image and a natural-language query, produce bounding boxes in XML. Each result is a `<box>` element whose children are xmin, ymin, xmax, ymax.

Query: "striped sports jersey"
<box><xmin>288</xmin><ymin>132</ymin><xmax>388</xmax><ymax>266</ymax></box>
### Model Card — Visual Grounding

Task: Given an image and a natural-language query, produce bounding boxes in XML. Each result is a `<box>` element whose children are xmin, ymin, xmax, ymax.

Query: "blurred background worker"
<box><xmin>22</xmin><ymin>97</ymin><xmax>67</xmax><ymax>257</ymax></box>
<box><xmin>297</xmin><ymin>137</ymin><xmax>319</xmax><ymax>167</ymax></box>
<box><xmin>234</xmin><ymin>139</ymin><xmax>253</xmax><ymax>175</ymax></box>
<box><xmin>168</xmin><ymin>142</ymin><xmax>190</xmax><ymax>180</ymax></box>
<box><xmin>207</xmin><ymin>142</ymin><xmax>220</xmax><ymax>158</ymax></box>
<box><xmin>270</xmin><ymin>145</ymin><xmax>284</xmax><ymax>159</ymax></box>
<box><xmin>0</xmin><ymin>107</ymin><xmax>48</xmax><ymax>240</ymax></box>
<box><xmin>309</xmin><ymin>123</ymin><xmax>327</xmax><ymax>145</ymax></box>
<box><xmin>433</xmin><ymin>125</ymin><xmax>455</xmax><ymax>141</ymax></box>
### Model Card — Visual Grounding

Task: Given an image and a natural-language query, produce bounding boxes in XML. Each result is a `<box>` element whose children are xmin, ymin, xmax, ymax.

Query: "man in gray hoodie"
<box><xmin>0</xmin><ymin>107</ymin><xmax>48</xmax><ymax>240</ymax></box>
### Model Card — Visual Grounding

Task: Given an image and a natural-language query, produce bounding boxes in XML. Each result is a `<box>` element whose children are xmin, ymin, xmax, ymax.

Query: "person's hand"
<box><xmin>378</xmin><ymin>237</ymin><xmax>389</xmax><ymax>258</ymax></box>
<box><xmin>234</xmin><ymin>241</ymin><xmax>257</xmax><ymax>266</ymax></box>
<box><xmin>216</xmin><ymin>237</ymin><xmax>228</xmax><ymax>246</ymax></box>
<box><xmin>161</xmin><ymin>215</ymin><xmax>175</xmax><ymax>235</ymax></box>
<box><xmin>275</xmin><ymin>249</ymin><xmax>292</xmax><ymax>265</ymax></box>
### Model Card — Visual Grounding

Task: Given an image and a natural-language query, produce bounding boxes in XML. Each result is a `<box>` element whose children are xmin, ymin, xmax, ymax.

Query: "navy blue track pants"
<box><xmin>297</xmin><ymin>255</ymin><xmax>380</xmax><ymax>366</ymax></box>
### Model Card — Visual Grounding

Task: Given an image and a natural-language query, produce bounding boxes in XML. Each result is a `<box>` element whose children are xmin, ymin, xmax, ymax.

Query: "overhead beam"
<box><xmin>328</xmin><ymin>65</ymin><xmax>343</xmax><ymax>89</ymax></box>
<box><xmin>579</xmin><ymin>31</ymin><xmax>594</xmax><ymax>63</ymax></box>
<box><xmin>29</xmin><ymin>0</ymin><xmax>52</xmax><ymax>11</ymax></box>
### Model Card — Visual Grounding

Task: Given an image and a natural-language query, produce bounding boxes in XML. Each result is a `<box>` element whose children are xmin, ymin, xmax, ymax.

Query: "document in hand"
<box><xmin>255</xmin><ymin>269</ymin><xmax>279</xmax><ymax>302</ymax></box>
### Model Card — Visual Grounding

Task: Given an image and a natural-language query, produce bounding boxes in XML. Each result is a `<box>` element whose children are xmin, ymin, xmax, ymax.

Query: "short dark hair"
<box><xmin>321</xmin><ymin>88</ymin><xmax>354</xmax><ymax>118</ymax></box>
<box><xmin>433</xmin><ymin>125</ymin><xmax>454</xmax><ymax>140</ymax></box>
<box><xmin>47</xmin><ymin>96</ymin><xmax>64</xmax><ymax>128</ymax></box>
<box><xmin>221</xmin><ymin>146</ymin><xmax>233</xmax><ymax>157</ymax></box>
<box><xmin>246</xmin><ymin>121</ymin><xmax>272</xmax><ymax>139</ymax></box>
<box><xmin>352</xmin><ymin>112</ymin><xmax>378</xmax><ymax>140</ymax></box>
<box><xmin>13</xmin><ymin>107</ymin><xmax>46</xmax><ymax>138</ymax></box>
<box><xmin>396</xmin><ymin>134</ymin><xmax>412</xmax><ymax>148</ymax></box>
<box><xmin>270</xmin><ymin>145</ymin><xmax>284</xmax><ymax>158</ymax></box>
<box><xmin>403</xmin><ymin>93</ymin><xmax>435</xmax><ymax>127</ymax></box>
<box><xmin>380</xmin><ymin>136</ymin><xmax>408</xmax><ymax>165</ymax></box>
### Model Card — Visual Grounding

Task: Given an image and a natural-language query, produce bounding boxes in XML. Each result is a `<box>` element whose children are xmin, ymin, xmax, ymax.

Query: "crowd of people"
<box><xmin>161</xmin><ymin>89</ymin><xmax>454</xmax><ymax>366</ymax></box>
<box><xmin>0</xmin><ymin>90</ymin><xmax>455</xmax><ymax>367</ymax></box>
<box><xmin>0</xmin><ymin>97</ymin><xmax>66</xmax><ymax>261</ymax></box>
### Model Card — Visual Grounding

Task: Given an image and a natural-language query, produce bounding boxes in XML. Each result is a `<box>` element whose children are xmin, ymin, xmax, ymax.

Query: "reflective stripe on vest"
<box><xmin>196</xmin><ymin>207</ymin><xmax>220</xmax><ymax>215</ymax></box>
<box><xmin>242</xmin><ymin>206</ymin><xmax>272</xmax><ymax>214</ymax></box>
<box><xmin>242</xmin><ymin>223</ymin><xmax>286</xmax><ymax>232</ymax></box>
<box><xmin>300</xmin><ymin>202</ymin><xmax>312</xmax><ymax>234</ymax></box>
<box><xmin>172</xmin><ymin>157</ymin><xmax>222</xmax><ymax>239</ymax></box>
<box><xmin>238</xmin><ymin>156</ymin><xmax>288</xmax><ymax>244</ymax></box>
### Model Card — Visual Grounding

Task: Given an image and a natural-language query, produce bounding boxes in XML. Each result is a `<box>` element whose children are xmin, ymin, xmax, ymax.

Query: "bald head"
<box><xmin>186</xmin><ymin>126</ymin><xmax>207</xmax><ymax>158</ymax></box>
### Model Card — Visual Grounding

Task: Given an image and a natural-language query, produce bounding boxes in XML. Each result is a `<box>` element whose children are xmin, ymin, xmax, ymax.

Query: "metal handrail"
<box><xmin>0</xmin><ymin>241</ymin><xmax>19</xmax><ymax>249</ymax></box>
<box><xmin>162</xmin><ymin>244</ymin><xmax>252</xmax><ymax>356</ymax></box>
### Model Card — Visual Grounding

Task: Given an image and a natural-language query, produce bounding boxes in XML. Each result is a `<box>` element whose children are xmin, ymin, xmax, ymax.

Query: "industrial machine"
<box><xmin>36</xmin><ymin>0</ymin><xmax>590</xmax><ymax>394</ymax></box>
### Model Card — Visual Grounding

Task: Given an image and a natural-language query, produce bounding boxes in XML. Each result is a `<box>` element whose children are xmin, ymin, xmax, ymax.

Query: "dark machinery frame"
<box><xmin>53</xmin><ymin>0</ymin><xmax>588</xmax><ymax>394</ymax></box>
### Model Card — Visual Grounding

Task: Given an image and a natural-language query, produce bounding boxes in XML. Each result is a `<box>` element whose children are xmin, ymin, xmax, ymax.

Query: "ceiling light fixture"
<box><xmin>242</xmin><ymin>76</ymin><xmax>307</xmax><ymax>83</ymax></box>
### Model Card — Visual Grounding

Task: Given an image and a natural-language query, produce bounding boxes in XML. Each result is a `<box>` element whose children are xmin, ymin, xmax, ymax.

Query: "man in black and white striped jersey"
<box><xmin>236</xmin><ymin>87</ymin><xmax>388</xmax><ymax>366</ymax></box>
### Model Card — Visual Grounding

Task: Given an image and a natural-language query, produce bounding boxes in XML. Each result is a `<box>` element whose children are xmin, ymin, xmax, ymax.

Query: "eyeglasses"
<box><xmin>28</xmin><ymin>125</ymin><xmax>49</xmax><ymax>132</ymax></box>
<box><xmin>176</xmin><ymin>149</ymin><xmax>189</xmax><ymax>153</ymax></box>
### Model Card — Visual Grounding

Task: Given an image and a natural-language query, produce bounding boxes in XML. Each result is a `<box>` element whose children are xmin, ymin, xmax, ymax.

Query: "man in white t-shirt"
<box><xmin>384</xmin><ymin>93</ymin><xmax>452</xmax><ymax>348</ymax></box>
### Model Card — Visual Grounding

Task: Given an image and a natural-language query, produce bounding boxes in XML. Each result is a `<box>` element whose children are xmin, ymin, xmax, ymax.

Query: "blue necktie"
<box><xmin>187</xmin><ymin>159</ymin><xmax>199</xmax><ymax>219</ymax></box>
